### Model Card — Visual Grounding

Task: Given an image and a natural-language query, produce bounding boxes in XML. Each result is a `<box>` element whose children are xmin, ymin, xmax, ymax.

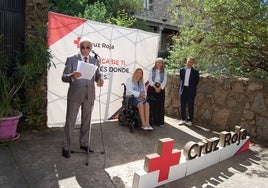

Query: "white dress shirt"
<box><xmin>184</xmin><ymin>68</ymin><xmax>191</xmax><ymax>86</ymax></box>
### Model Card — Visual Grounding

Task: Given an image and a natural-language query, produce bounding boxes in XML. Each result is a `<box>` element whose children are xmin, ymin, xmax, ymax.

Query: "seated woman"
<box><xmin>125</xmin><ymin>68</ymin><xmax>153</xmax><ymax>130</ymax></box>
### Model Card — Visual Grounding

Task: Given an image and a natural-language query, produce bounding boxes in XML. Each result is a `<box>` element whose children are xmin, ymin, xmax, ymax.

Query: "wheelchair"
<box><xmin>118</xmin><ymin>83</ymin><xmax>141</xmax><ymax>133</ymax></box>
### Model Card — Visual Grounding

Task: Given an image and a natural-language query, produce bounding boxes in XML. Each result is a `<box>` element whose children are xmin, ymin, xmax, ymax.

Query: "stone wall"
<box><xmin>165</xmin><ymin>74</ymin><xmax>268</xmax><ymax>144</ymax></box>
<box><xmin>24</xmin><ymin>0</ymin><xmax>48</xmax><ymax>128</ymax></box>
<box><xmin>25</xmin><ymin>0</ymin><xmax>48</xmax><ymax>39</ymax></box>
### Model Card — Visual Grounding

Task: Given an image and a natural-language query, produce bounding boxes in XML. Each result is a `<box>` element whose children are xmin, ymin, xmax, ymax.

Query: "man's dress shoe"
<box><xmin>62</xmin><ymin>149</ymin><xmax>70</xmax><ymax>158</ymax></box>
<box><xmin>80</xmin><ymin>145</ymin><xmax>94</xmax><ymax>153</ymax></box>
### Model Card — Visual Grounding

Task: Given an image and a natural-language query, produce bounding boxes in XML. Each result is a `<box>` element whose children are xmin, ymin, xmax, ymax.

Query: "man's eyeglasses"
<box><xmin>81</xmin><ymin>46</ymin><xmax>91</xmax><ymax>49</ymax></box>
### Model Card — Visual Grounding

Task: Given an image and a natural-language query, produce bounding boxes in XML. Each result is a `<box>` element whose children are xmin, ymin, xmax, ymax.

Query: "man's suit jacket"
<box><xmin>179</xmin><ymin>67</ymin><xmax>200</xmax><ymax>96</ymax></box>
<box><xmin>62</xmin><ymin>54</ymin><xmax>101</xmax><ymax>103</ymax></box>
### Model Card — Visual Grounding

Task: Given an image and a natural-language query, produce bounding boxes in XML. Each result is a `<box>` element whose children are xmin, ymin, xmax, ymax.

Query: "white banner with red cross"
<box><xmin>47</xmin><ymin>12</ymin><xmax>159</xmax><ymax>127</ymax></box>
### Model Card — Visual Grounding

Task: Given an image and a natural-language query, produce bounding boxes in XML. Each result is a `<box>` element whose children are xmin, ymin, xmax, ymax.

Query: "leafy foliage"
<box><xmin>0</xmin><ymin>70</ymin><xmax>25</xmax><ymax>117</ymax></box>
<box><xmin>0</xmin><ymin>26</ymin><xmax>51</xmax><ymax>129</ymax></box>
<box><xmin>79</xmin><ymin>1</ymin><xmax>107</xmax><ymax>22</ymax></box>
<box><xmin>0</xmin><ymin>35</ymin><xmax>26</xmax><ymax>117</ymax></box>
<box><xmin>108</xmin><ymin>10</ymin><xmax>137</xmax><ymax>27</ymax></box>
<box><xmin>20</xmin><ymin>26</ymin><xmax>53</xmax><ymax>129</ymax></box>
<box><xmin>167</xmin><ymin>0</ymin><xmax>268</xmax><ymax>78</ymax></box>
<box><xmin>49</xmin><ymin>0</ymin><xmax>143</xmax><ymax>28</ymax></box>
<box><xmin>103</xmin><ymin>0</ymin><xmax>143</xmax><ymax>17</ymax></box>
<box><xmin>0</xmin><ymin>26</ymin><xmax>52</xmax><ymax>130</ymax></box>
<box><xmin>49</xmin><ymin>0</ymin><xmax>90</xmax><ymax>17</ymax></box>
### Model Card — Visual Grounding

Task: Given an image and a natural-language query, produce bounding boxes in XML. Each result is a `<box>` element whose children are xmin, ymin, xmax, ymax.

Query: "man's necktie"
<box><xmin>84</xmin><ymin>56</ymin><xmax>87</xmax><ymax>62</ymax></box>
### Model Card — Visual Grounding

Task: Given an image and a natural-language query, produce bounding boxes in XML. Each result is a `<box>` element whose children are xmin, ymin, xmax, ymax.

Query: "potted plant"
<box><xmin>0</xmin><ymin>71</ymin><xmax>25</xmax><ymax>140</ymax></box>
<box><xmin>0</xmin><ymin>36</ymin><xmax>26</xmax><ymax>141</ymax></box>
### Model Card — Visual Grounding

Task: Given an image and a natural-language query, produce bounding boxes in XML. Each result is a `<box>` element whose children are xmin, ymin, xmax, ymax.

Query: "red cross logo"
<box><xmin>74</xmin><ymin>37</ymin><xmax>81</xmax><ymax>48</ymax></box>
<box><xmin>144</xmin><ymin>138</ymin><xmax>181</xmax><ymax>182</ymax></box>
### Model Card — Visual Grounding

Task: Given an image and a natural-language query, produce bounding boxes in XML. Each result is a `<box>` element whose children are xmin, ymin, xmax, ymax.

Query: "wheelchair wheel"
<box><xmin>118</xmin><ymin>111</ymin><xmax>125</xmax><ymax>126</ymax></box>
<box><xmin>130</xmin><ymin>122</ymin><xmax>135</xmax><ymax>133</ymax></box>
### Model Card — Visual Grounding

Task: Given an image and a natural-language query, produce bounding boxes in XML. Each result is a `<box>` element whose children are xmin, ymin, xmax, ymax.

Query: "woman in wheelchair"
<box><xmin>126</xmin><ymin>68</ymin><xmax>153</xmax><ymax>130</ymax></box>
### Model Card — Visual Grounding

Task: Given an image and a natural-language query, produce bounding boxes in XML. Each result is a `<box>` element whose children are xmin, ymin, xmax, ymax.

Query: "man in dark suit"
<box><xmin>178</xmin><ymin>57</ymin><xmax>199</xmax><ymax>126</ymax></box>
<box><xmin>61</xmin><ymin>37</ymin><xmax>104</xmax><ymax>158</ymax></box>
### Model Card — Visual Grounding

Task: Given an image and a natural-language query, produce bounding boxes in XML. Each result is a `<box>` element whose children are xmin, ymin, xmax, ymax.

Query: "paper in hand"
<box><xmin>76</xmin><ymin>60</ymin><xmax>98</xmax><ymax>80</ymax></box>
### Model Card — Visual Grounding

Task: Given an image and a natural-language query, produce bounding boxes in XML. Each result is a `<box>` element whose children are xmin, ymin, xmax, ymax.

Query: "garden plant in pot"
<box><xmin>0</xmin><ymin>37</ymin><xmax>27</xmax><ymax>141</ymax></box>
<box><xmin>0</xmin><ymin>29</ymin><xmax>52</xmax><ymax>142</ymax></box>
<box><xmin>0</xmin><ymin>63</ymin><xmax>26</xmax><ymax>141</ymax></box>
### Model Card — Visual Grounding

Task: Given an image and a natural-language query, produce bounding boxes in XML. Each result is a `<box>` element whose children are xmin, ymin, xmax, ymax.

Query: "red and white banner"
<box><xmin>47</xmin><ymin>12</ymin><xmax>160</xmax><ymax>127</ymax></box>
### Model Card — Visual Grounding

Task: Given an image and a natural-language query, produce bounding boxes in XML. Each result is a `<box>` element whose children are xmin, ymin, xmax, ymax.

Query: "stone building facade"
<box><xmin>136</xmin><ymin>0</ymin><xmax>178</xmax><ymax>54</ymax></box>
<box><xmin>137</xmin><ymin>0</ymin><xmax>175</xmax><ymax>22</ymax></box>
<box><xmin>165</xmin><ymin>74</ymin><xmax>268</xmax><ymax>144</ymax></box>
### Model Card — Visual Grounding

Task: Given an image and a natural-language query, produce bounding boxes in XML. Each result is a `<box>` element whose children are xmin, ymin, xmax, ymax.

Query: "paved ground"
<box><xmin>0</xmin><ymin>116</ymin><xmax>267</xmax><ymax>188</ymax></box>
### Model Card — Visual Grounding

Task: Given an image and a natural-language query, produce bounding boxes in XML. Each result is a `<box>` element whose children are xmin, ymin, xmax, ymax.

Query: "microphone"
<box><xmin>92</xmin><ymin>50</ymin><xmax>100</xmax><ymax>59</ymax></box>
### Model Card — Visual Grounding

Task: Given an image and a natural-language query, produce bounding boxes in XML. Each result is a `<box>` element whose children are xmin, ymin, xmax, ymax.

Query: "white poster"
<box><xmin>47</xmin><ymin>12</ymin><xmax>160</xmax><ymax>127</ymax></box>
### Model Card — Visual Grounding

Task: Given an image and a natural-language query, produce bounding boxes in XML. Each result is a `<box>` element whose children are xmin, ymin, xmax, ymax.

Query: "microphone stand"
<box><xmin>85</xmin><ymin>118</ymin><xmax>105</xmax><ymax>166</ymax></box>
<box><xmin>71</xmin><ymin>120</ymin><xmax>104</xmax><ymax>165</ymax></box>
